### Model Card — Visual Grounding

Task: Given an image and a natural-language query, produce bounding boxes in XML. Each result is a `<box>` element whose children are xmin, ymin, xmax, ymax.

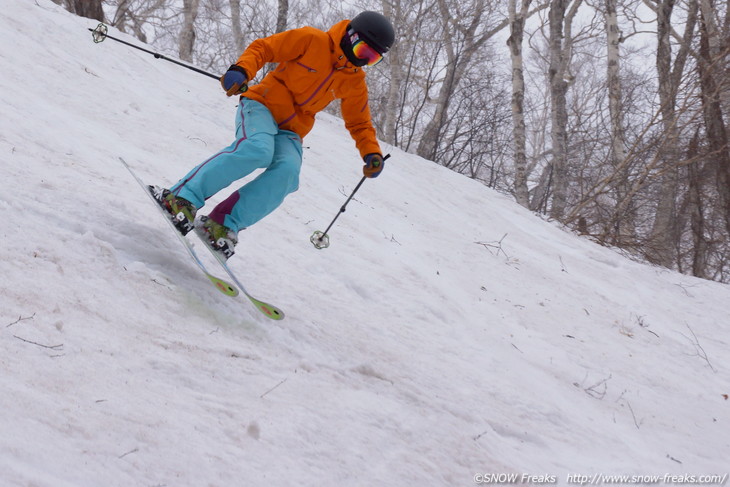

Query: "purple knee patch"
<box><xmin>208</xmin><ymin>191</ymin><xmax>240</xmax><ymax>225</ymax></box>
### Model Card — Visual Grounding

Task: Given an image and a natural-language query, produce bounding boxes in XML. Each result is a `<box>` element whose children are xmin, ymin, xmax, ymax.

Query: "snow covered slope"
<box><xmin>0</xmin><ymin>2</ymin><xmax>728</xmax><ymax>485</ymax></box>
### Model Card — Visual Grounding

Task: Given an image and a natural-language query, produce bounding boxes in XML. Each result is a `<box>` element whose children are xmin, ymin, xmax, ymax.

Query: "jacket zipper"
<box><xmin>296</xmin><ymin>62</ymin><xmax>317</xmax><ymax>72</ymax></box>
<box><xmin>297</xmin><ymin>68</ymin><xmax>335</xmax><ymax>107</ymax></box>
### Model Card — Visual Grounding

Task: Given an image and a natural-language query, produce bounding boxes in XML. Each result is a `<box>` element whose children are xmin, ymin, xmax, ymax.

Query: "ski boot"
<box><xmin>195</xmin><ymin>215</ymin><xmax>238</xmax><ymax>260</ymax></box>
<box><xmin>149</xmin><ymin>186</ymin><xmax>197</xmax><ymax>235</ymax></box>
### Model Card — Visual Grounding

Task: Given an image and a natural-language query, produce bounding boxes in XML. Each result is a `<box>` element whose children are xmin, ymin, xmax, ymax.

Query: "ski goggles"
<box><xmin>349</xmin><ymin>32</ymin><xmax>384</xmax><ymax>66</ymax></box>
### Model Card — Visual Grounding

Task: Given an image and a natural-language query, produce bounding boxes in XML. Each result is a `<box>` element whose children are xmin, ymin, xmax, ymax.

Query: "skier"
<box><xmin>153</xmin><ymin>11</ymin><xmax>395</xmax><ymax>259</ymax></box>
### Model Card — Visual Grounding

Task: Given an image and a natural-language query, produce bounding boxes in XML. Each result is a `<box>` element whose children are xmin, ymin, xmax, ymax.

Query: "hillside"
<box><xmin>0</xmin><ymin>1</ymin><xmax>728</xmax><ymax>486</ymax></box>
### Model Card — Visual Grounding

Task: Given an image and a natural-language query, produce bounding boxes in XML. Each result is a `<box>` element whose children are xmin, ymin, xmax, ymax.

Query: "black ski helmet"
<box><xmin>350</xmin><ymin>11</ymin><xmax>395</xmax><ymax>54</ymax></box>
<box><xmin>341</xmin><ymin>11</ymin><xmax>395</xmax><ymax>66</ymax></box>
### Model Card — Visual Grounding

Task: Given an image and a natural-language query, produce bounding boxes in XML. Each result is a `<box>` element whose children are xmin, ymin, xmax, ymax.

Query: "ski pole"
<box><xmin>310</xmin><ymin>154</ymin><xmax>390</xmax><ymax>249</ymax></box>
<box><xmin>88</xmin><ymin>23</ymin><xmax>219</xmax><ymax>81</ymax></box>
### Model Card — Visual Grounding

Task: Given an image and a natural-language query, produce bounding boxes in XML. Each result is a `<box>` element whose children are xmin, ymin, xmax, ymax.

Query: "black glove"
<box><xmin>220</xmin><ymin>65</ymin><xmax>248</xmax><ymax>96</ymax></box>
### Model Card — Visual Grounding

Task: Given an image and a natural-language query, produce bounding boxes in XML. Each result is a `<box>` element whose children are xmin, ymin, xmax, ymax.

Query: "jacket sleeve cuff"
<box><xmin>229</xmin><ymin>64</ymin><xmax>249</xmax><ymax>81</ymax></box>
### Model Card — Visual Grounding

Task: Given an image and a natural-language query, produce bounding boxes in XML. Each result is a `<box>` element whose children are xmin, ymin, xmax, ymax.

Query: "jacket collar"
<box><xmin>328</xmin><ymin>19</ymin><xmax>360</xmax><ymax>72</ymax></box>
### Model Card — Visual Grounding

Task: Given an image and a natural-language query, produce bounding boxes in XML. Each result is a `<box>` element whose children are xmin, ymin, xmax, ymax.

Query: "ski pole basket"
<box><xmin>91</xmin><ymin>23</ymin><xmax>107</xmax><ymax>43</ymax></box>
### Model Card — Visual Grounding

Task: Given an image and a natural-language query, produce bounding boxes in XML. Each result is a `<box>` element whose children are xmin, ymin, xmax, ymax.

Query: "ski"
<box><xmin>119</xmin><ymin>157</ymin><xmax>238</xmax><ymax>297</ymax></box>
<box><xmin>192</xmin><ymin>223</ymin><xmax>285</xmax><ymax>320</ymax></box>
<box><xmin>120</xmin><ymin>157</ymin><xmax>285</xmax><ymax>320</ymax></box>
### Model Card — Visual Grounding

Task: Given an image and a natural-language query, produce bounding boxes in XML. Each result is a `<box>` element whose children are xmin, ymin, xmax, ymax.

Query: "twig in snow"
<box><xmin>476</xmin><ymin>234</ymin><xmax>521</xmax><ymax>269</ymax></box>
<box><xmin>186</xmin><ymin>135</ymin><xmax>207</xmax><ymax>146</ymax></box>
<box><xmin>583</xmin><ymin>373</ymin><xmax>612</xmax><ymax>399</ymax></box>
<box><xmin>118</xmin><ymin>448</ymin><xmax>139</xmax><ymax>459</ymax></box>
<box><xmin>626</xmin><ymin>401</ymin><xmax>642</xmax><ymax>429</ymax></box>
<box><xmin>6</xmin><ymin>313</ymin><xmax>36</xmax><ymax>328</ymax></box>
<box><xmin>616</xmin><ymin>390</ymin><xmax>643</xmax><ymax>429</ymax></box>
<box><xmin>382</xmin><ymin>232</ymin><xmax>401</xmax><ymax>245</ymax></box>
<box><xmin>13</xmin><ymin>335</ymin><xmax>63</xmax><ymax>350</ymax></box>
<box><xmin>634</xmin><ymin>314</ymin><xmax>660</xmax><ymax>338</ymax></box>
<box><xmin>475</xmin><ymin>234</ymin><xmax>510</xmax><ymax>259</ymax></box>
<box><xmin>260</xmin><ymin>378</ymin><xmax>287</xmax><ymax>399</ymax></box>
<box><xmin>666</xmin><ymin>454</ymin><xmax>682</xmax><ymax>464</ymax></box>
<box><xmin>674</xmin><ymin>282</ymin><xmax>696</xmax><ymax>297</ymax></box>
<box><xmin>680</xmin><ymin>323</ymin><xmax>716</xmax><ymax>372</ymax></box>
<box><xmin>473</xmin><ymin>430</ymin><xmax>489</xmax><ymax>441</ymax></box>
<box><xmin>619</xmin><ymin>326</ymin><xmax>634</xmax><ymax>339</ymax></box>
<box><xmin>338</xmin><ymin>185</ymin><xmax>363</xmax><ymax>205</ymax></box>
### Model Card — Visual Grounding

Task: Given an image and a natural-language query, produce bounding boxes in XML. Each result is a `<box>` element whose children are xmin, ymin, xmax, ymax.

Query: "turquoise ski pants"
<box><xmin>171</xmin><ymin>99</ymin><xmax>303</xmax><ymax>232</ymax></box>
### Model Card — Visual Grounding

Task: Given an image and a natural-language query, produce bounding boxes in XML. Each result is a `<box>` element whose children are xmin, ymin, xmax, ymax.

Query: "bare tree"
<box><xmin>74</xmin><ymin>0</ymin><xmax>105</xmax><ymax>21</ymax></box>
<box><xmin>105</xmin><ymin>0</ymin><xmax>173</xmax><ymax>44</ymax></box>
<box><xmin>603</xmin><ymin>0</ymin><xmax>633</xmax><ymax>242</ymax></box>
<box><xmin>380</xmin><ymin>0</ymin><xmax>402</xmax><ymax>146</ymax></box>
<box><xmin>53</xmin><ymin>0</ymin><xmax>104</xmax><ymax>21</ymax></box>
<box><xmin>697</xmin><ymin>0</ymin><xmax>730</xmax><ymax>234</ymax></box>
<box><xmin>547</xmin><ymin>0</ymin><xmax>582</xmax><ymax>220</ymax></box>
<box><xmin>368</xmin><ymin>0</ymin><xmax>441</xmax><ymax>151</ymax></box>
<box><xmin>276</xmin><ymin>0</ymin><xmax>289</xmax><ymax>33</ymax></box>
<box><xmin>507</xmin><ymin>0</ymin><xmax>533</xmax><ymax>208</ymax></box>
<box><xmin>645</xmin><ymin>0</ymin><xmax>698</xmax><ymax>267</ymax></box>
<box><xmin>415</xmin><ymin>0</ymin><xmax>509</xmax><ymax>162</ymax></box>
<box><xmin>179</xmin><ymin>0</ymin><xmax>200</xmax><ymax>62</ymax></box>
<box><xmin>229</xmin><ymin>0</ymin><xmax>245</xmax><ymax>52</ymax></box>
<box><xmin>685</xmin><ymin>130</ymin><xmax>710</xmax><ymax>277</ymax></box>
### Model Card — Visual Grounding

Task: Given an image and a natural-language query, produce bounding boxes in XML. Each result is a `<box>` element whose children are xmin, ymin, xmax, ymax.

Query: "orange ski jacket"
<box><xmin>235</xmin><ymin>20</ymin><xmax>382</xmax><ymax>158</ymax></box>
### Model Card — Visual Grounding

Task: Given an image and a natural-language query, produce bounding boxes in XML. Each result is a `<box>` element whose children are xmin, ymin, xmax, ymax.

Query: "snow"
<box><xmin>0</xmin><ymin>2</ymin><xmax>728</xmax><ymax>485</ymax></box>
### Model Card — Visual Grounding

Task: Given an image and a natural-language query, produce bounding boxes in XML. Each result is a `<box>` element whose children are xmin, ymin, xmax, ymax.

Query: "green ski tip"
<box><xmin>250</xmin><ymin>298</ymin><xmax>285</xmax><ymax>320</ymax></box>
<box><xmin>206</xmin><ymin>274</ymin><xmax>239</xmax><ymax>297</ymax></box>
